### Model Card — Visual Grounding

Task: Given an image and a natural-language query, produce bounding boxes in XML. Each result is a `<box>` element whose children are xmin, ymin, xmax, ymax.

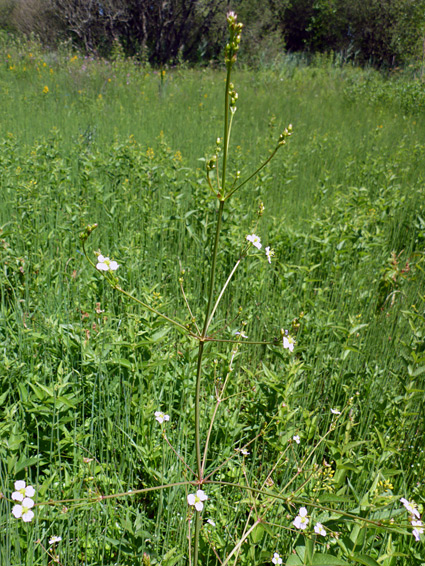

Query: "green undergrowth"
<box><xmin>0</xmin><ymin>43</ymin><xmax>425</xmax><ymax>566</ymax></box>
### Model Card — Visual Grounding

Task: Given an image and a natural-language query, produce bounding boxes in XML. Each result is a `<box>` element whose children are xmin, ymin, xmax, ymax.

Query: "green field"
<box><xmin>1</xmin><ymin>36</ymin><xmax>425</xmax><ymax>566</ymax></box>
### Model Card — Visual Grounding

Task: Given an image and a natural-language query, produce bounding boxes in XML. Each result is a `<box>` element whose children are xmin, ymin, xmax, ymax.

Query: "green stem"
<box><xmin>202</xmin><ymin>200</ymin><xmax>225</xmax><ymax>337</ymax></box>
<box><xmin>193</xmin><ymin>58</ymin><xmax>233</xmax><ymax>566</ymax></box>
<box><xmin>82</xmin><ymin>240</ymin><xmax>194</xmax><ymax>337</ymax></box>
<box><xmin>195</xmin><ymin>340</ymin><xmax>205</xmax><ymax>479</ymax></box>
<box><xmin>221</xmin><ymin>64</ymin><xmax>232</xmax><ymax>195</ymax></box>
<box><xmin>221</xmin><ymin>519</ymin><xmax>262</xmax><ymax>566</ymax></box>
<box><xmin>204</xmin><ymin>257</ymin><xmax>242</xmax><ymax>334</ymax></box>
<box><xmin>193</xmin><ymin>513</ymin><xmax>202</xmax><ymax>566</ymax></box>
<box><xmin>225</xmin><ymin>145</ymin><xmax>280</xmax><ymax>201</ymax></box>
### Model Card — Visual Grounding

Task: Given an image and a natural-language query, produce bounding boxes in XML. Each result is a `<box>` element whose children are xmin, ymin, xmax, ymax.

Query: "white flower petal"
<box><xmin>96</xmin><ymin>262</ymin><xmax>109</xmax><ymax>271</ymax></box>
<box><xmin>14</xmin><ymin>480</ymin><xmax>26</xmax><ymax>491</ymax></box>
<box><xmin>12</xmin><ymin>505</ymin><xmax>23</xmax><ymax>518</ymax></box>
<box><xmin>194</xmin><ymin>501</ymin><xmax>204</xmax><ymax>512</ymax></box>
<box><xmin>22</xmin><ymin>497</ymin><xmax>34</xmax><ymax>509</ymax></box>
<box><xmin>22</xmin><ymin>510</ymin><xmax>34</xmax><ymax>523</ymax></box>
<box><xmin>314</xmin><ymin>522</ymin><xmax>326</xmax><ymax>536</ymax></box>
<box><xmin>25</xmin><ymin>485</ymin><xmax>35</xmax><ymax>498</ymax></box>
<box><xmin>197</xmin><ymin>490</ymin><xmax>208</xmax><ymax>501</ymax></box>
<box><xmin>12</xmin><ymin>491</ymin><xmax>24</xmax><ymax>502</ymax></box>
<box><xmin>187</xmin><ymin>494</ymin><xmax>196</xmax><ymax>506</ymax></box>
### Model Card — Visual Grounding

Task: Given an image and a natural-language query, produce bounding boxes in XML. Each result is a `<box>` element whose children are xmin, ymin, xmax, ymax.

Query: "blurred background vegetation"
<box><xmin>0</xmin><ymin>0</ymin><xmax>425</xmax><ymax>69</ymax></box>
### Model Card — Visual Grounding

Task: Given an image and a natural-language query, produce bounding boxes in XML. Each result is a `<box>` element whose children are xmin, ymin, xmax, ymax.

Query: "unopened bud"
<box><xmin>79</xmin><ymin>223</ymin><xmax>98</xmax><ymax>243</ymax></box>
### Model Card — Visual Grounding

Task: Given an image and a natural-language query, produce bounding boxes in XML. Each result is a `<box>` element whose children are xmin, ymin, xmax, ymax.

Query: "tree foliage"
<box><xmin>2</xmin><ymin>0</ymin><xmax>425</xmax><ymax>67</ymax></box>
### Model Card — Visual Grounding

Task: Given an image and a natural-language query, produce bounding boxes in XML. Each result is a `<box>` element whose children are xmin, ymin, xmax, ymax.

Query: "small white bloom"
<box><xmin>154</xmin><ymin>411</ymin><xmax>170</xmax><ymax>424</ymax></box>
<box><xmin>272</xmin><ymin>552</ymin><xmax>283</xmax><ymax>565</ymax></box>
<box><xmin>12</xmin><ymin>497</ymin><xmax>34</xmax><ymax>522</ymax></box>
<box><xmin>96</xmin><ymin>254</ymin><xmax>119</xmax><ymax>272</ymax></box>
<box><xmin>12</xmin><ymin>480</ymin><xmax>35</xmax><ymax>502</ymax></box>
<box><xmin>293</xmin><ymin>507</ymin><xmax>309</xmax><ymax>530</ymax></box>
<box><xmin>246</xmin><ymin>233</ymin><xmax>262</xmax><ymax>250</ymax></box>
<box><xmin>187</xmin><ymin>490</ymin><xmax>208</xmax><ymax>512</ymax></box>
<box><xmin>283</xmin><ymin>334</ymin><xmax>295</xmax><ymax>352</ymax></box>
<box><xmin>411</xmin><ymin>518</ymin><xmax>424</xmax><ymax>531</ymax></box>
<box><xmin>241</xmin><ymin>448</ymin><xmax>250</xmax><ymax>456</ymax></box>
<box><xmin>314</xmin><ymin>523</ymin><xmax>326</xmax><ymax>536</ymax></box>
<box><xmin>413</xmin><ymin>528</ymin><xmax>422</xmax><ymax>542</ymax></box>
<box><xmin>235</xmin><ymin>331</ymin><xmax>248</xmax><ymax>338</ymax></box>
<box><xmin>207</xmin><ymin>518</ymin><xmax>216</xmax><ymax>527</ymax></box>
<box><xmin>49</xmin><ymin>536</ymin><xmax>62</xmax><ymax>545</ymax></box>
<box><xmin>331</xmin><ymin>408</ymin><xmax>341</xmax><ymax>415</ymax></box>
<box><xmin>400</xmin><ymin>498</ymin><xmax>420</xmax><ymax>519</ymax></box>
<box><xmin>293</xmin><ymin>435</ymin><xmax>300</xmax><ymax>444</ymax></box>
<box><xmin>265</xmin><ymin>246</ymin><xmax>275</xmax><ymax>264</ymax></box>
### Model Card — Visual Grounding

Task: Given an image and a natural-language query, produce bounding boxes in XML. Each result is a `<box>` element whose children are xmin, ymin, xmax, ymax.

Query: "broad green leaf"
<box><xmin>312</xmin><ymin>554</ymin><xmax>349</xmax><ymax>565</ymax></box>
<box><xmin>250</xmin><ymin>523</ymin><xmax>265</xmax><ymax>544</ymax></box>
<box><xmin>286</xmin><ymin>556</ymin><xmax>303</xmax><ymax>565</ymax></box>
<box><xmin>351</xmin><ymin>554</ymin><xmax>380</xmax><ymax>566</ymax></box>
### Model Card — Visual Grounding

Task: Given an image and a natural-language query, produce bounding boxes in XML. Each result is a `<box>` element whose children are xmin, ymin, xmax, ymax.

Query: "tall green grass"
<box><xmin>0</xmin><ymin>38</ymin><xmax>424</xmax><ymax>565</ymax></box>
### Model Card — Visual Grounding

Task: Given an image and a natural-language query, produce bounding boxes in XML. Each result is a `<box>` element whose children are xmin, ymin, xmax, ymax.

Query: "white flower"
<box><xmin>12</xmin><ymin>497</ymin><xmax>34</xmax><ymax>522</ymax></box>
<box><xmin>265</xmin><ymin>246</ymin><xmax>275</xmax><ymax>264</ymax></box>
<box><xmin>96</xmin><ymin>254</ymin><xmax>119</xmax><ymax>272</ymax></box>
<box><xmin>293</xmin><ymin>435</ymin><xmax>300</xmax><ymax>444</ymax></box>
<box><xmin>283</xmin><ymin>333</ymin><xmax>295</xmax><ymax>352</ymax></box>
<box><xmin>246</xmin><ymin>234</ymin><xmax>262</xmax><ymax>250</ymax></box>
<box><xmin>155</xmin><ymin>411</ymin><xmax>170</xmax><ymax>424</ymax></box>
<box><xmin>401</xmin><ymin>497</ymin><xmax>420</xmax><ymax>519</ymax></box>
<box><xmin>272</xmin><ymin>552</ymin><xmax>283</xmax><ymax>564</ymax></box>
<box><xmin>12</xmin><ymin>480</ymin><xmax>35</xmax><ymax>502</ymax></box>
<box><xmin>293</xmin><ymin>507</ymin><xmax>309</xmax><ymax>530</ymax></box>
<box><xmin>235</xmin><ymin>331</ymin><xmax>248</xmax><ymax>338</ymax></box>
<box><xmin>49</xmin><ymin>536</ymin><xmax>62</xmax><ymax>545</ymax></box>
<box><xmin>331</xmin><ymin>408</ymin><xmax>341</xmax><ymax>415</ymax></box>
<box><xmin>207</xmin><ymin>518</ymin><xmax>216</xmax><ymax>527</ymax></box>
<box><xmin>413</xmin><ymin>528</ymin><xmax>422</xmax><ymax>542</ymax></box>
<box><xmin>241</xmin><ymin>448</ymin><xmax>250</xmax><ymax>456</ymax></box>
<box><xmin>187</xmin><ymin>490</ymin><xmax>208</xmax><ymax>512</ymax></box>
<box><xmin>314</xmin><ymin>523</ymin><xmax>326</xmax><ymax>536</ymax></box>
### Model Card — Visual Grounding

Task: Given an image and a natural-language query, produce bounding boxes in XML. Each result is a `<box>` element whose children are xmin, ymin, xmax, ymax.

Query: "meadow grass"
<box><xmin>0</xmin><ymin>37</ymin><xmax>424</xmax><ymax>565</ymax></box>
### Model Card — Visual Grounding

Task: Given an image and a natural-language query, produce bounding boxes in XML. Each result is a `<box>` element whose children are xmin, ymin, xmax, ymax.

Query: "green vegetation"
<box><xmin>2</xmin><ymin>0</ymin><xmax>425</xmax><ymax>67</ymax></box>
<box><xmin>0</xmin><ymin>31</ymin><xmax>425</xmax><ymax>565</ymax></box>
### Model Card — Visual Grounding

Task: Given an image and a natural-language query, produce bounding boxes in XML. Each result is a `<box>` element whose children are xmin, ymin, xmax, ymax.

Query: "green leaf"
<box><xmin>318</xmin><ymin>494</ymin><xmax>354</xmax><ymax>504</ymax></box>
<box><xmin>286</xmin><ymin>556</ymin><xmax>303</xmax><ymax>565</ymax></box>
<box><xmin>250</xmin><ymin>523</ymin><xmax>265</xmax><ymax>544</ymax></box>
<box><xmin>351</xmin><ymin>554</ymin><xmax>380</xmax><ymax>566</ymax></box>
<box><xmin>312</xmin><ymin>554</ymin><xmax>349</xmax><ymax>565</ymax></box>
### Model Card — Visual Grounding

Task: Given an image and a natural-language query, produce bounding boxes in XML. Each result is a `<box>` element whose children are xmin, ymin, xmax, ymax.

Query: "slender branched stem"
<box><xmin>221</xmin><ymin>518</ymin><xmax>262</xmax><ymax>566</ymax></box>
<box><xmin>205</xmin><ymin>257</ymin><xmax>242</xmax><ymax>334</ymax></box>
<box><xmin>225</xmin><ymin>145</ymin><xmax>280</xmax><ymax>201</ymax></box>
<box><xmin>36</xmin><ymin>481</ymin><xmax>194</xmax><ymax>507</ymax></box>
<box><xmin>179</xmin><ymin>276</ymin><xmax>201</xmax><ymax>335</ymax></box>
<box><xmin>82</xmin><ymin>241</ymin><xmax>195</xmax><ymax>337</ymax></box>
<box><xmin>163</xmin><ymin>432</ymin><xmax>196</xmax><ymax>476</ymax></box>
